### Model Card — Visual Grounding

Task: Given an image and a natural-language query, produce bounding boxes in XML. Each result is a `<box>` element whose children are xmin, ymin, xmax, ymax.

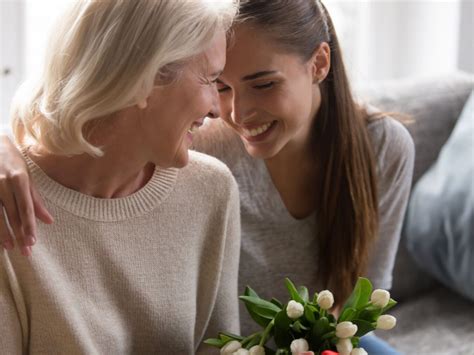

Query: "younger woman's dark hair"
<box><xmin>237</xmin><ymin>0</ymin><xmax>379</xmax><ymax>307</ymax></box>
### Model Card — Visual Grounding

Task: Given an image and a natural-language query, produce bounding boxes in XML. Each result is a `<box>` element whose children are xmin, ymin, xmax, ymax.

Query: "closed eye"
<box><xmin>253</xmin><ymin>82</ymin><xmax>274</xmax><ymax>89</ymax></box>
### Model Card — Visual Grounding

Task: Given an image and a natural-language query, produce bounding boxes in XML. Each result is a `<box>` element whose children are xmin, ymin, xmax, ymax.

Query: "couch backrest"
<box><xmin>357</xmin><ymin>72</ymin><xmax>474</xmax><ymax>300</ymax></box>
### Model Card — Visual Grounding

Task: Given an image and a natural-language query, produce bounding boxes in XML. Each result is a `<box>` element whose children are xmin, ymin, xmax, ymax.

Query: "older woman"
<box><xmin>0</xmin><ymin>0</ymin><xmax>240</xmax><ymax>353</ymax></box>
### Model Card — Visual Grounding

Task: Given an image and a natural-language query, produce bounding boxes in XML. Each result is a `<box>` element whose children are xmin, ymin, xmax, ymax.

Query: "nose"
<box><xmin>207</xmin><ymin>87</ymin><xmax>221</xmax><ymax>119</ymax></box>
<box><xmin>230</xmin><ymin>92</ymin><xmax>253</xmax><ymax>125</ymax></box>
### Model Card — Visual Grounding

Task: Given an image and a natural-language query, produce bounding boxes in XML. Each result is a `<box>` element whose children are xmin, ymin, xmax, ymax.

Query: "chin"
<box><xmin>244</xmin><ymin>145</ymin><xmax>280</xmax><ymax>160</ymax></box>
<box><xmin>171</xmin><ymin>150</ymin><xmax>190</xmax><ymax>169</ymax></box>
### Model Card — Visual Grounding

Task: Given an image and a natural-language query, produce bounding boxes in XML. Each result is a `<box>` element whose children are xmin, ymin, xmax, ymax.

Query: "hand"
<box><xmin>0</xmin><ymin>135</ymin><xmax>53</xmax><ymax>256</ymax></box>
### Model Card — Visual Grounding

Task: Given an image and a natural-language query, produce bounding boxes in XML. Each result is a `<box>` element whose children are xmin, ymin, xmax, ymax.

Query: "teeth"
<box><xmin>243</xmin><ymin>122</ymin><xmax>273</xmax><ymax>137</ymax></box>
<box><xmin>188</xmin><ymin>123</ymin><xmax>200</xmax><ymax>134</ymax></box>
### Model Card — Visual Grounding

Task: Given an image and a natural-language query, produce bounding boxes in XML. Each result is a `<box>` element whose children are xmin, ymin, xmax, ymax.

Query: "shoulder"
<box><xmin>192</xmin><ymin>119</ymin><xmax>245</xmax><ymax>168</ymax></box>
<box><xmin>367</xmin><ymin>116</ymin><xmax>415</xmax><ymax>175</ymax></box>
<box><xmin>181</xmin><ymin>150</ymin><xmax>239</xmax><ymax>199</ymax></box>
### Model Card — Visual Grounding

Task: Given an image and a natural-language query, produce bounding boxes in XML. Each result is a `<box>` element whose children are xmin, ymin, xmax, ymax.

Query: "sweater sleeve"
<box><xmin>196</xmin><ymin>173</ymin><xmax>241</xmax><ymax>354</ymax></box>
<box><xmin>365</xmin><ymin>118</ymin><xmax>415</xmax><ymax>290</ymax></box>
<box><xmin>0</xmin><ymin>252</ymin><xmax>24</xmax><ymax>354</ymax></box>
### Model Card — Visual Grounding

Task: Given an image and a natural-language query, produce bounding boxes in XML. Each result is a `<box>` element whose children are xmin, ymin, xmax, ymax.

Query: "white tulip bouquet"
<box><xmin>205</xmin><ymin>277</ymin><xmax>397</xmax><ymax>355</ymax></box>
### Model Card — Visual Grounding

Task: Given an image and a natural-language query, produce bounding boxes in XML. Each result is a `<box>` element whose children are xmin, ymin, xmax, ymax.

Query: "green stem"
<box><xmin>321</xmin><ymin>331</ymin><xmax>335</xmax><ymax>340</ymax></box>
<box><xmin>259</xmin><ymin>319</ymin><xmax>275</xmax><ymax>346</ymax></box>
<box><xmin>241</xmin><ymin>332</ymin><xmax>261</xmax><ymax>346</ymax></box>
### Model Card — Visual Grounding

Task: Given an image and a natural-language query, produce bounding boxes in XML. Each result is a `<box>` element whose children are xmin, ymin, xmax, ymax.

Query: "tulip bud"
<box><xmin>371</xmin><ymin>289</ymin><xmax>390</xmax><ymax>308</ymax></box>
<box><xmin>376</xmin><ymin>315</ymin><xmax>397</xmax><ymax>330</ymax></box>
<box><xmin>335</xmin><ymin>321</ymin><xmax>358</xmax><ymax>339</ymax></box>
<box><xmin>351</xmin><ymin>348</ymin><xmax>368</xmax><ymax>355</ymax></box>
<box><xmin>233</xmin><ymin>349</ymin><xmax>250</xmax><ymax>355</ymax></box>
<box><xmin>290</xmin><ymin>338</ymin><xmax>309</xmax><ymax>354</ymax></box>
<box><xmin>336</xmin><ymin>338</ymin><xmax>353</xmax><ymax>355</ymax></box>
<box><xmin>317</xmin><ymin>290</ymin><xmax>334</xmax><ymax>310</ymax></box>
<box><xmin>249</xmin><ymin>345</ymin><xmax>265</xmax><ymax>355</ymax></box>
<box><xmin>221</xmin><ymin>340</ymin><xmax>242</xmax><ymax>355</ymax></box>
<box><xmin>287</xmin><ymin>300</ymin><xmax>305</xmax><ymax>319</ymax></box>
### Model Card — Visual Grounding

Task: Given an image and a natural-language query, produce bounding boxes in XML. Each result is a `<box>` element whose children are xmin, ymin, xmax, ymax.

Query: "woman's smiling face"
<box><xmin>217</xmin><ymin>24</ymin><xmax>327</xmax><ymax>160</ymax></box>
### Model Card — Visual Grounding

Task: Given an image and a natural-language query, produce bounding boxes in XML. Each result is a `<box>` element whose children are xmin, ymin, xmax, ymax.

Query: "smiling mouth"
<box><xmin>241</xmin><ymin>120</ymin><xmax>277</xmax><ymax>140</ymax></box>
<box><xmin>187</xmin><ymin>121</ymin><xmax>203</xmax><ymax>135</ymax></box>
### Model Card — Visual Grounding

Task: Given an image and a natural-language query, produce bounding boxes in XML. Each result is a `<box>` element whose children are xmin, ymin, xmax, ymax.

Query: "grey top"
<box><xmin>195</xmin><ymin>115</ymin><xmax>415</xmax><ymax>334</ymax></box>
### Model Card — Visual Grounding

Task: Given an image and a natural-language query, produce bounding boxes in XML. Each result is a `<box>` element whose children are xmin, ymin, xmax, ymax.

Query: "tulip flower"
<box><xmin>317</xmin><ymin>290</ymin><xmax>334</xmax><ymax>310</ymax></box>
<box><xmin>371</xmin><ymin>289</ymin><xmax>390</xmax><ymax>308</ymax></box>
<box><xmin>351</xmin><ymin>348</ymin><xmax>368</xmax><ymax>355</ymax></box>
<box><xmin>287</xmin><ymin>300</ymin><xmax>305</xmax><ymax>319</ymax></box>
<box><xmin>233</xmin><ymin>349</ymin><xmax>250</xmax><ymax>355</ymax></box>
<box><xmin>221</xmin><ymin>340</ymin><xmax>242</xmax><ymax>355</ymax></box>
<box><xmin>376</xmin><ymin>315</ymin><xmax>397</xmax><ymax>330</ymax></box>
<box><xmin>336</xmin><ymin>338</ymin><xmax>353</xmax><ymax>355</ymax></box>
<box><xmin>290</xmin><ymin>338</ymin><xmax>309</xmax><ymax>354</ymax></box>
<box><xmin>249</xmin><ymin>345</ymin><xmax>265</xmax><ymax>355</ymax></box>
<box><xmin>335</xmin><ymin>321</ymin><xmax>358</xmax><ymax>339</ymax></box>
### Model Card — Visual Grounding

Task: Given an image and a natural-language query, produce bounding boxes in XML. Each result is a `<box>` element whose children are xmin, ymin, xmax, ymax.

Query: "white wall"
<box><xmin>0</xmin><ymin>0</ymin><xmax>24</xmax><ymax>132</ymax></box>
<box><xmin>24</xmin><ymin>0</ymin><xmax>75</xmax><ymax>79</ymax></box>
<box><xmin>327</xmin><ymin>0</ymin><xmax>463</xmax><ymax>83</ymax></box>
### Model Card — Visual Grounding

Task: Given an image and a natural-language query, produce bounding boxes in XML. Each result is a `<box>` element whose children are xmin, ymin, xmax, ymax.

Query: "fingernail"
<box><xmin>28</xmin><ymin>235</ymin><xmax>36</xmax><ymax>245</ymax></box>
<box><xmin>3</xmin><ymin>240</ymin><xmax>14</xmax><ymax>250</ymax></box>
<box><xmin>21</xmin><ymin>246</ymin><xmax>32</xmax><ymax>257</ymax></box>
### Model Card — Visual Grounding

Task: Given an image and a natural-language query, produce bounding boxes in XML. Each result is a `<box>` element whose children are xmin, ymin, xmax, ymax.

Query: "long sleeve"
<box><xmin>196</xmin><ymin>173</ymin><xmax>241</xmax><ymax>354</ymax></box>
<box><xmin>0</xmin><ymin>251</ymin><xmax>24</xmax><ymax>355</ymax></box>
<box><xmin>365</xmin><ymin>118</ymin><xmax>415</xmax><ymax>290</ymax></box>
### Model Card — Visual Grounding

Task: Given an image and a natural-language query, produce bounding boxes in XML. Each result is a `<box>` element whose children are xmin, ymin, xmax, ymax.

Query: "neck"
<box><xmin>28</xmin><ymin>143</ymin><xmax>155</xmax><ymax>199</ymax></box>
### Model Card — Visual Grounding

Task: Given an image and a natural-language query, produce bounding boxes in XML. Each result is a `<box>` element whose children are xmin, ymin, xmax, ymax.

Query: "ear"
<box><xmin>137</xmin><ymin>98</ymin><xmax>148</xmax><ymax>110</ymax></box>
<box><xmin>311</xmin><ymin>42</ymin><xmax>331</xmax><ymax>84</ymax></box>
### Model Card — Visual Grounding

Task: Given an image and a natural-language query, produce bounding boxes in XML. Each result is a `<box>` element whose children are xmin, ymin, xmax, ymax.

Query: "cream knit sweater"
<box><xmin>0</xmin><ymin>150</ymin><xmax>241</xmax><ymax>354</ymax></box>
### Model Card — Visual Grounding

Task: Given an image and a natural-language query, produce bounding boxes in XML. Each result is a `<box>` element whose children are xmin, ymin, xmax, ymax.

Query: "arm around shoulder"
<box><xmin>365</xmin><ymin>118</ymin><xmax>415</xmax><ymax>289</ymax></box>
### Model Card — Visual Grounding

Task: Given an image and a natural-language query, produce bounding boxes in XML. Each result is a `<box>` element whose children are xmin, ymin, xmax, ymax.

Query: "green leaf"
<box><xmin>219</xmin><ymin>332</ymin><xmax>244</xmax><ymax>341</ymax></box>
<box><xmin>352</xmin><ymin>319</ymin><xmax>376</xmax><ymax>337</ymax></box>
<box><xmin>284</xmin><ymin>278</ymin><xmax>305</xmax><ymax>304</ymax></box>
<box><xmin>351</xmin><ymin>336</ymin><xmax>361</xmax><ymax>348</ymax></box>
<box><xmin>342</xmin><ymin>278</ymin><xmax>373</xmax><ymax>312</ymax></box>
<box><xmin>274</xmin><ymin>310</ymin><xmax>293</xmax><ymax>348</ymax></box>
<box><xmin>240</xmin><ymin>296</ymin><xmax>281</xmax><ymax>317</ymax></box>
<box><xmin>304</xmin><ymin>304</ymin><xmax>317</xmax><ymax>324</ymax></box>
<box><xmin>276</xmin><ymin>350</ymin><xmax>289</xmax><ymax>355</ymax></box>
<box><xmin>382</xmin><ymin>298</ymin><xmax>397</xmax><ymax>313</ymax></box>
<box><xmin>297</xmin><ymin>286</ymin><xmax>309</xmax><ymax>303</ymax></box>
<box><xmin>271</xmin><ymin>298</ymin><xmax>284</xmax><ymax>309</ymax></box>
<box><xmin>203</xmin><ymin>338</ymin><xmax>224</xmax><ymax>347</ymax></box>
<box><xmin>312</xmin><ymin>292</ymin><xmax>319</xmax><ymax>304</ymax></box>
<box><xmin>358</xmin><ymin>306</ymin><xmax>382</xmax><ymax>323</ymax></box>
<box><xmin>338</xmin><ymin>307</ymin><xmax>357</xmax><ymax>322</ymax></box>
<box><xmin>312</xmin><ymin>317</ymin><xmax>330</xmax><ymax>337</ymax></box>
<box><xmin>242</xmin><ymin>288</ymin><xmax>276</xmax><ymax>328</ymax></box>
<box><xmin>291</xmin><ymin>320</ymin><xmax>309</xmax><ymax>333</ymax></box>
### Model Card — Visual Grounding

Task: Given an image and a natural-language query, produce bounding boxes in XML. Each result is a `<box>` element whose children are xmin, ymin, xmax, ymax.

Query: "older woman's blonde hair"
<box><xmin>11</xmin><ymin>0</ymin><xmax>237</xmax><ymax>156</ymax></box>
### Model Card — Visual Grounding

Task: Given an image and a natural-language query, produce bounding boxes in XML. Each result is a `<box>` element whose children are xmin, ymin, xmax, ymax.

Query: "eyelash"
<box><xmin>253</xmin><ymin>82</ymin><xmax>274</xmax><ymax>89</ymax></box>
<box><xmin>217</xmin><ymin>82</ymin><xmax>275</xmax><ymax>94</ymax></box>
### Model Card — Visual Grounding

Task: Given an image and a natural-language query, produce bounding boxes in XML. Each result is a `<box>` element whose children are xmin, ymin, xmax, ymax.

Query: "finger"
<box><xmin>20</xmin><ymin>245</ymin><xmax>32</xmax><ymax>257</ymax></box>
<box><xmin>0</xmin><ymin>206</ymin><xmax>15</xmax><ymax>250</ymax></box>
<box><xmin>11</xmin><ymin>172</ymin><xmax>37</xmax><ymax>246</ymax></box>
<box><xmin>0</xmin><ymin>185</ymin><xmax>26</xmax><ymax>250</ymax></box>
<box><xmin>31</xmin><ymin>185</ymin><xmax>53</xmax><ymax>224</ymax></box>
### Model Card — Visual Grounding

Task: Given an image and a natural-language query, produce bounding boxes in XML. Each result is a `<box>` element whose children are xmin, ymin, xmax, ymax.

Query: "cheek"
<box><xmin>218</xmin><ymin>93</ymin><xmax>233</xmax><ymax>118</ymax></box>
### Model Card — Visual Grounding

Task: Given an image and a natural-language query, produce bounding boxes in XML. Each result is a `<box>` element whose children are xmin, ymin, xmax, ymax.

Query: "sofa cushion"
<box><xmin>404</xmin><ymin>91</ymin><xmax>474</xmax><ymax>301</ymax></box>
<box><xmin>375</xmin><ymin>286</ymin><xmax>474</xmax><ymax>354</ymax></box>
<box><xmin>357</xmin><ymin>72</ymin><xmax>474</xmax><ymax>301</ymax></box>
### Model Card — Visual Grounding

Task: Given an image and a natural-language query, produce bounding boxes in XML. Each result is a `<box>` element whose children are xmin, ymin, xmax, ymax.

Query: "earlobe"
<box><xmin>137</xmin><ymin>99</ymin><xmax>148</xmax><ymax>109</ymax></box>
<box><xmin>312</xmin><ymin>42</ymin><xmax>331</xmax><ymax>84</ymax></box>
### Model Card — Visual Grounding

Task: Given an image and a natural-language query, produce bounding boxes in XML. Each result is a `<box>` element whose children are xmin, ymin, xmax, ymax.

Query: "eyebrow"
<box><xmin>242</xmin><ymin>71</ymin><xmax>278</xmax><ymax>81</ymax></box>
<box><xmin>210</xmin><ymin>70</ymin><xmax>223</xmax><ymax>78</ymax></box>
